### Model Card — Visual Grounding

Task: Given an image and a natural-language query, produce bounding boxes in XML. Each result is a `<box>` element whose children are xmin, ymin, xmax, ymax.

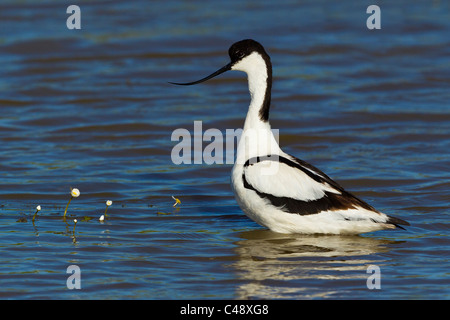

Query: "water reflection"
<box><xmin>232</xmin><ymin>230</ymin><xmax>400</xmax><ymax>299</ymax></box>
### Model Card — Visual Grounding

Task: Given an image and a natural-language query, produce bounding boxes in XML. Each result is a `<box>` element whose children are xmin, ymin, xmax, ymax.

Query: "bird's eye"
<box><xmin>232</xmin><ymin>50</ymin><xmax>244</xmax><ymax>60</ymax></box>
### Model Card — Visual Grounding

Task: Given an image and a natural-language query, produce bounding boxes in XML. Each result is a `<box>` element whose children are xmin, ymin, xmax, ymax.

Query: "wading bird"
<box><xmin>171</xmin><ymin>39</ymin><xmax>409</xmax><ymax>234</ymax></box>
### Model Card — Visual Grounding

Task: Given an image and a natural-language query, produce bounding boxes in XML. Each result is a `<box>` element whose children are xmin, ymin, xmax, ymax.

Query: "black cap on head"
<box><xmin>169</xmin><ymin>39</ymin><xmax>269</xmax><ymax>86</ymax></box>
<box><xmin>228</xmin><ymin>39</ymin><xmax>268</xmax><ymax>64</ymax></box>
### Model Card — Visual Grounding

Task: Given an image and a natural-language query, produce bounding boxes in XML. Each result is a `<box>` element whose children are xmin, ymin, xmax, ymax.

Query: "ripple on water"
<box><xmin>0</xmin><ymin>0</ymin><xmax>449</xmax><ymax>300</ymax></box>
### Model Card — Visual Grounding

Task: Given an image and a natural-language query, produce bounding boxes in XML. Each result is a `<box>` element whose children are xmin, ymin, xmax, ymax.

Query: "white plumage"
<box><xmin>171</xmin><ymin>39</ymin><xmax>409</xmax><ymax>234</ymax></box>
<box><xmin>243</xmin><ymin>157</ymin><xmax>341</xmax><ymax>201</ymax></box>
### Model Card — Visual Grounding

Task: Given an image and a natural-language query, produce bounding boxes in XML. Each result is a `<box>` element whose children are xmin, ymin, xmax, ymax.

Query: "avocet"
<box><xmin>171</xmin><ymin>39</ymin><xmax>409</xmax><ymax>234</ymax></box>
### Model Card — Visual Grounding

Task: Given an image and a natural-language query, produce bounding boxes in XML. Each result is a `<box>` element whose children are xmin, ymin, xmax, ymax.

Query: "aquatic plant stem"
<box><xmin>63</xmin><ymin>196</ymin><xmax>73</xmax><ymax>220</ymax></box>
<box><xmin>104</xmin><ymin>200</ymin><xmax>112</xmax><ymax>218</ymax></box>
<box><xmin>32</xmin><ymin>205</ymin><xmax>41</xmax><ymax>223</ymax></box>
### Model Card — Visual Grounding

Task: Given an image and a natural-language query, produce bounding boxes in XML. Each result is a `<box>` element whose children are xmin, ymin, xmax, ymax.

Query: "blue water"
<box><xmin>0</xmin><ymin>0</ymin><xmax>449</xmax><ymax>299</ymax></box>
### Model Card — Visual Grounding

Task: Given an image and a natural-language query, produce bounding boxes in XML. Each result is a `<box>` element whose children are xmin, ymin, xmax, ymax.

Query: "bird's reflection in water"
<box><xmin>231</xmin><ymin>230</ymin><xmax>402</xmax><ymax>299</ymax></box>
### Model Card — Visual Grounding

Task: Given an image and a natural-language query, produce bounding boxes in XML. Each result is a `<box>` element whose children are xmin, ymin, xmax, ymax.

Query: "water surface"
<box><xmin>0</xmin><ymin>0</ymin><xmax>449</xmax><ymax>299</ymax></box>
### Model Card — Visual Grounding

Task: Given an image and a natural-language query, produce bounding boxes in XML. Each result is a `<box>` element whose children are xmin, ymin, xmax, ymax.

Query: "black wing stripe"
<box><xmin>245</xmin><ymin>155</ymin><xmax>325</xmax><ymax>185</ymax></box>
<box><xmin>243</xmin><ymin>172</ymin><xmax>358</xmax><ymax>215</ymax></box>
<box><xmin>243</xmin><ymin>154</ymin><xmax>378</xmax><ymax>215</ymax></box>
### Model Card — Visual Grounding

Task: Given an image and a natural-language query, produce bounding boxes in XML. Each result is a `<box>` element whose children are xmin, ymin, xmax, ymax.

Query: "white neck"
<box><xmin>232</xmin><ymin>52</ymin><xmax>281</xmax><ymax>163</ymax></box>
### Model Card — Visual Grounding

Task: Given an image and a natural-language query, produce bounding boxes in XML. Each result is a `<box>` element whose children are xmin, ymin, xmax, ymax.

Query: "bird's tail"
<box><xmin>386</xmin><ymin>215</ymin><xmax>410</xmax><ymax>230</ymax></box>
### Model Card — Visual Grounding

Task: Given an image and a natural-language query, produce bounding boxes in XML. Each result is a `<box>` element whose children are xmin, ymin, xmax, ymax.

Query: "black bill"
<box><xmin>169</xmin><ymin>63</ymin><xmax>232</xmax><ymax>85</ymax></box>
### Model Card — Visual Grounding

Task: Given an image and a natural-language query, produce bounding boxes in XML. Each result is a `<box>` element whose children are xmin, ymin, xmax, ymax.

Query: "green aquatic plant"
<box><xmin>156</xmin><ymin>211</ymin><xmax>171</xmax><ymax>215</ymax></box>
<box><xmin>172</xmin><ymin>196</ymin><xmax>181</xmax><ymax>207</ymax></box>
<box><xmin>100</xmin><ymin>200</ymin><xmax>112</xmax><ymax>222</ymax></box>
<box><xmin>104</xmin><ymin>200</ymin><xmax>112</xmax><ymax>216</ymax></box>
<box><xmin>72</xmin><ymin>219</ymin><xmax>78</xmax><ymax>243</ymax></box>
<box><xmin>32</xmin><ymin>205</ymin><xmax>41</xmax><ymax>223</ymax></box>
<box><xmin>63</xmin><ymin>188</ymin><xmax>80</xmax><ymax>220</ymax></box>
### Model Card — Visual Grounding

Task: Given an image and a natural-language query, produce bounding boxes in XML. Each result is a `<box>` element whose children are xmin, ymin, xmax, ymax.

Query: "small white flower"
<box><xmin>99</xmin><ymin>215</ymin><xmax>105</xmax><ymax>221</ymax></box>
<box><xmin>72</xmin><ymin>219</ymin><xmax>78</xmax><ymax>238</ymax></box>
<box><xmin>106</xmin><ymin>200</ymin><xmax>112</xmax><ymax>206</ymax></box>
<box><xmin>36</xmin><ymin>205</ymin><xmax>41</xmax><ymax>211</ymax></box>
<box><xmin>71</xmin><ymin>188</ymin><xmax>80</xmax><ymax>198</ymax></box>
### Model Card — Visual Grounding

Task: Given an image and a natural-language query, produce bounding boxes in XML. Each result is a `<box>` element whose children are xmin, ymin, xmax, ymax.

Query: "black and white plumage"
<box><xmin>171</xmin><ymin>39</ymin><xmax>409</xmax><ymax>234</ymax></box>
